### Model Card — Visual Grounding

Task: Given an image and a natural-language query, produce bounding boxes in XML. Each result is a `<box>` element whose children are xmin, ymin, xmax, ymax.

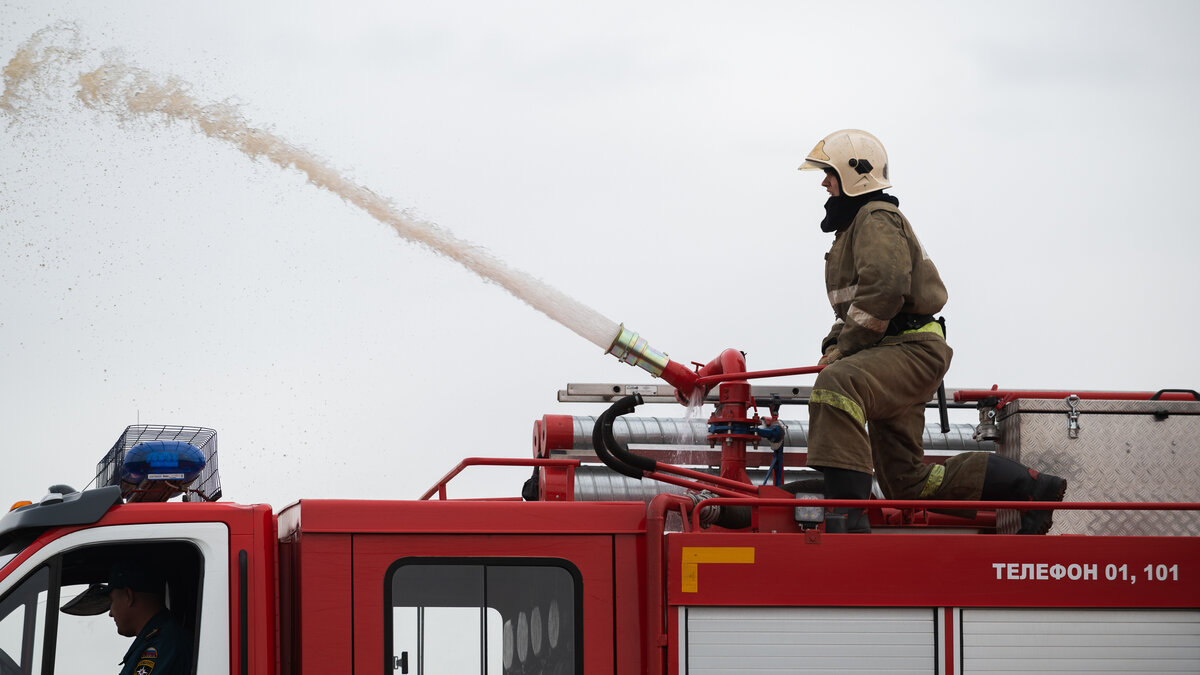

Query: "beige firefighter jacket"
<box><xmin>820</xmin><ymin>200</ymin><xmax>947</xmax><ymax>356</ymax></box>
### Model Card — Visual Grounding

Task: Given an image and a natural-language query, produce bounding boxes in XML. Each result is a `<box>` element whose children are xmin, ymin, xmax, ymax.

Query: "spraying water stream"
<box><xmin>2</xmin><ymin>24</ymin><xmax>621</xmax><ymax>352</ymax></box>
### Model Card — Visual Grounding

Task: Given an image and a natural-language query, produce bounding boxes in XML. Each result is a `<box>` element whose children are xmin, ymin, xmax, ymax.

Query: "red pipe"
<box><xmin>654</xmin><ymin>349</ymin><xmax>749</xmax><ymax>403</ymax></box>
<box><xmin>658</xmin><ymin>359</ymin><xmax>700</xmax><ymax>401</ymax></box>
<box><xmin>649</xmin><ymin>461</ymin><xmax>760</xmax><ymax>494</ymax></box>
<box><xmin>694</xmin><ymin>348</ymin><xmax>747</xmax><ymax>382</ymax></box>
<box><xmin>955</xmin><ymin>388</ymin><xmax>1199</xmax><ymax>405</ymax></box>
<box><xmin>694</xmin><ymin>364</ymin><xmax>825</xmax><ymax>387</ymax></box>
<box><xmin>689</xmin><ymin>497</ymin><xmax>1200</xmax><ymax>530</ymax></box>
<box><xmin>691</xmin><ymin>349</ymin><xmax>755</xmax><ymax>483</ymax></box>
<box><xmin>641</xmin><ymin>468</ymin><xmax>757</xmax><ymax>498</ymax></box>
<box><xmin>645</xmin><ymin>493</ymin><xmax>692</xmax><ymax>675</ymax></box>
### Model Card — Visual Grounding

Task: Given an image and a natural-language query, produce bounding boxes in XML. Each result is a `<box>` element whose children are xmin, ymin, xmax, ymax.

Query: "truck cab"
<box><xmin>0</xmin><ymin>489</ymin><xmax>253</xmax><ymax>674</ymax></box>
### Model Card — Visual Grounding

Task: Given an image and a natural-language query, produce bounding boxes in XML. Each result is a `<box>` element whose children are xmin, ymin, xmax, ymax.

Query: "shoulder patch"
<box><xmin>135</xmin><ymin>658</ymin><xmax>156</xmax><ymax>674</ymax></box>
<box><xmin>141</xmin><ymin>647</ymin><xmax>158</xmax><ymax>659</ymax></box>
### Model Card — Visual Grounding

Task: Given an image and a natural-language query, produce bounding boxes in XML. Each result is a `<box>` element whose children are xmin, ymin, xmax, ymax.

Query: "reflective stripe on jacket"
<box><xmin>821</xmin><ymin>201</ymin><xmax>947</xmax><ymax>356</ymax></box>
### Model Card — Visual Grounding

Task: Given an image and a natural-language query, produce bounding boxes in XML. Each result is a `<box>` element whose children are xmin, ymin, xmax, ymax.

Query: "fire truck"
<box><xmin>1</xmin><ymin>331</ymin><xmax>1198</xmax><ymax>674</ymax></box>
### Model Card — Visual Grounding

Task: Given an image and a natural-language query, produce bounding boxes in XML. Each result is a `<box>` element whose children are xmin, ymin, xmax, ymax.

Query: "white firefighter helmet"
<box><xmin>798</xmin><ymin>129</ymin><xmax>891</xmax><ymax>197</ymax></box>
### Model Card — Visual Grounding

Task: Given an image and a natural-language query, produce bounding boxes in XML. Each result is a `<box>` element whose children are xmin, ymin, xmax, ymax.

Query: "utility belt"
<box><xmin>885</xmin><ymin>313</ymin><xmax>946</xmax><ymax>338</ymax></box>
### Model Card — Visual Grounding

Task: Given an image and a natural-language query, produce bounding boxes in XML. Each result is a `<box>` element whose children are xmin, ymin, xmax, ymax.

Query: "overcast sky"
<box><xmin>2</xmin><ymin>1</ymin><xmax>1198</xmax><ymax>509</ymax></box>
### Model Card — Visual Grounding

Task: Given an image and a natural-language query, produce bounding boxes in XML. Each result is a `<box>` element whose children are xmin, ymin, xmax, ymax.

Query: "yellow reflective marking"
<box><xmin>681</xmin><ymin>546</ymin><xmax>755</xmax><ymax>593</ymax></box>
<box><xmin>901</xmin><ymin>320</ymin><xmax>944</xmax><ymax>338</ymax></box>
<box><xmin>811</xmin><ymin>389</ymin><xmax>866</xmax><ymax>426</ymax></box>
<box><xmin>919</xmin><ymin>464</ymin><xmax>946</xmax><ymax>498</ymax></box>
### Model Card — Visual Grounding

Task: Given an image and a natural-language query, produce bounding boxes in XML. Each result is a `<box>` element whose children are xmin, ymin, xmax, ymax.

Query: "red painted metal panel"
<box><xmin>228</xmin><ymin>504</ymin><xmax>278</xmax><ymax>675</ymax></box>
<box><xmin>541</xmin><ymin>464</ymin><xmax>576</xmax><ymax>502</ymax></box>
<box><xmin>278</xmin><ymin>532</ymin><xmax>299</xmax><ymax>675</ymax></box>
<box><xmin>100</xmin><ymin>501</ymin><xmax>264</xmax><ymax>530</ymax></box>
<box><xmin>297</xmin><ymin>533</ymin><xmax>354</xmax><ymax>675</ymax></box>
<box><xmin>538</xmin><ymin>414</ymin><xmax>576</xmax><ymax>457</ymax></box>
<box><xmin>352</xmin><ymin>533</ymin><xmax>616</xmax><ymax>674</ymax></box>
<box><xmin>668</xmin><ymin>532</ymin><xmax>1200</xmax><ymax>608</ymax></box>
<box><xmin>287</xmin><ymin>499</ymin><xmax>646</xmax><ymax>535</ymax></box>
<box><xmin>612</xmin><ymin>533</ymin><xmax>647</xmax><ymax>673</ymax></box>
<box><xmin>254</xmin><ymin>506</ymin><xmax>279</xmax><ymax>675</ymax></box>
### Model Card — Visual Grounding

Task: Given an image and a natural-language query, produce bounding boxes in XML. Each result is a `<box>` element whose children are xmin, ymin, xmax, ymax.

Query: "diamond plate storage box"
<box><xmin>994</xmin><ymin>397</ymin><xmax>1200</xmax><ymax>535</ymax></box>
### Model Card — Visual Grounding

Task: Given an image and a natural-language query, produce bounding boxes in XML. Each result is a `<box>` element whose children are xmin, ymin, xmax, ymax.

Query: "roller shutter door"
<box><xmin>961</xmin><ymin>608</ymin><xmax>1200</xmax><ymax>674</ymax></box>
<box><xmin>685</xmin><ymin>606</ymin><xmax>935</xmax><ymax>674</ymax></box>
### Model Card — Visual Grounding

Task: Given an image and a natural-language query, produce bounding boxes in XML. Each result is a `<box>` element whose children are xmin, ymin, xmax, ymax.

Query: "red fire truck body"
<box><xmin>2</xmin><ymin>383</ymin><xmax>1199</xmax><ymax>674</ymax></box>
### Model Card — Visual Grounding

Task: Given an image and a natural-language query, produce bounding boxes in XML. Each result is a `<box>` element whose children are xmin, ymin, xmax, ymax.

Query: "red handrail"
<box><xmin>689</xmin><ymin>497</ymin><xmax>1200</xmax><ymax>531</ymax></box>
<box><xmin>419</xmin><ymin>457</ymin><xmax>581</xmax><ymax>500</ymax></box>
<box><xmin>955</xmin><ymin>388</ymin><xmax>1199</xmax><ymax>405</ymax></box>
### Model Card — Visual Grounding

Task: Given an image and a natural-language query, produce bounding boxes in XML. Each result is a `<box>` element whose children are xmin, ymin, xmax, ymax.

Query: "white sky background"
<box><xmin>1</xmin><ymin>1</ymin><xmax>1198</xmax><ymax>509</ymax></box>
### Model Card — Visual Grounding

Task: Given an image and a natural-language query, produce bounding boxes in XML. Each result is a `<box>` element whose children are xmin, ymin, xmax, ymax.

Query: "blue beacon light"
<box><xmin>121</xmin><ymin>440</ymin><xmax>207</xmax><ymax>485</ymax></box>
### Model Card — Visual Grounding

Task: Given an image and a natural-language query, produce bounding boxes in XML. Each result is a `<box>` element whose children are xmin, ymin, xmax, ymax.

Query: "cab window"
<box><xmin>0</xmin><ymin>566</ymin><xmax>48</xmax><ymax>675</ymax></box>
<box><xmin>387</xmin><ymin>559</ymin><xmax>580</xmax><ymax>675</ymax></box>
<box><xmin>0</xmin><ymin>542</ymin><xmax>201</xmax><ymax>674</ymax></box>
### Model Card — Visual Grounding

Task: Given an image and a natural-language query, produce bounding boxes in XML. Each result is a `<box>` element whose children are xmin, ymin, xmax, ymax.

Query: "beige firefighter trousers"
<box><xmin>806</xmin><ymin>333</ymin><xmax>988</xmax><ymax>501</ymax></box>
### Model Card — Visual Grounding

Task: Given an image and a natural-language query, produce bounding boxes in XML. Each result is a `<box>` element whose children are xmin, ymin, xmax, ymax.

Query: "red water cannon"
<box><xmin>605</xmin><ymin>325</ymin><xmax>824</xmax><ymax>486</ymax></box>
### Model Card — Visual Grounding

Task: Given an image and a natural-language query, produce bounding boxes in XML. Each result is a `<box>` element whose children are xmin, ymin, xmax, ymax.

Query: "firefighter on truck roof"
<box><xmin>798</xmin><ymin>129</ymin><xmax>1068</xmax><ymax>533</ymax></box>
<box><xmin>60</xmin><ymin>559</ymin><xmax>193</xmax><ymax>675</ymax></box>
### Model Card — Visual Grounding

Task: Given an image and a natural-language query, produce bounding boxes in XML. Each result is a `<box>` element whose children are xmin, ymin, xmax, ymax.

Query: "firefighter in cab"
<box><xmin>61</xmin><ymin>560</ymin><xmax>193</xmax><ymax>675</ymax></box>
<box><xmin>798</xmin><ymin>129</ymin><xmax>1067</xmax><ymax>533</ymax></box>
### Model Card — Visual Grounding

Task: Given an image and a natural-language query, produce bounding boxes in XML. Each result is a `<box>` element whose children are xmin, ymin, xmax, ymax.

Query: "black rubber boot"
<box><xmin>982</xmin><ymin>454</ymin><xmax>1068</xmax><ymax>535</ymax></box>
<box><xmin>820</xmin><ymin>467</ymin><xmax>873</xmax><ymax>533</ymax></box>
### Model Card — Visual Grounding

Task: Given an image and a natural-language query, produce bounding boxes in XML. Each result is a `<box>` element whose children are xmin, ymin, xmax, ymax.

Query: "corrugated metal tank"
<box><xmin>536</xmin><ymin>416</ymin><xmax>991</xmax><ymax>502</ymax></box>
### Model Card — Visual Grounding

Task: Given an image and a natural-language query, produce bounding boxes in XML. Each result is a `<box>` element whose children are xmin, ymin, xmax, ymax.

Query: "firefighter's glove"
<box><xmin>819</xmin><ymin>346</ymin><xmax>843</xmax><ymax>366</ymax></box>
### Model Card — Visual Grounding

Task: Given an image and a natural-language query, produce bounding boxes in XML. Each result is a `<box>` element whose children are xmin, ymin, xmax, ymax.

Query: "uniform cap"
<box><xmin>107</xmin><ymin>559</ymin><xmax>166</xmax><ymax>594</ymax></box>
<box><xmin>59</xmin><ymin>560</ymin><xmax>166</xmax><ymax>616</ymax></box>
<box><xmin>60</xmin><ymin>583</ymin><xmax>112</xmax><ymax>616</ymax></box>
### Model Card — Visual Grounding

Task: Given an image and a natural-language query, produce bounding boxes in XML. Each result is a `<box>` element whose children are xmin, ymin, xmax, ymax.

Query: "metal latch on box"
<box><xmin>1066</xmin><ymin>394</ymin><xmax>1081</xmax><ymax>439</ymax></box>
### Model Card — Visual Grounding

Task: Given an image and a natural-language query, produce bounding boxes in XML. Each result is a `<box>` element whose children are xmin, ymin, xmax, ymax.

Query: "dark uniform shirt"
<box><xmin>118</xmin><ymin>610</ymin><xmax>193</xmax><ymax>675</ymax></box>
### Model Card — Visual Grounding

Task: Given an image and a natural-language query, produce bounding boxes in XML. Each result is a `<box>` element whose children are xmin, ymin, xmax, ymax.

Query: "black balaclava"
<box><xmin>820</xmin><ymin>189</ymin><xmax>900</xmax><ymax>233</ymax></box>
